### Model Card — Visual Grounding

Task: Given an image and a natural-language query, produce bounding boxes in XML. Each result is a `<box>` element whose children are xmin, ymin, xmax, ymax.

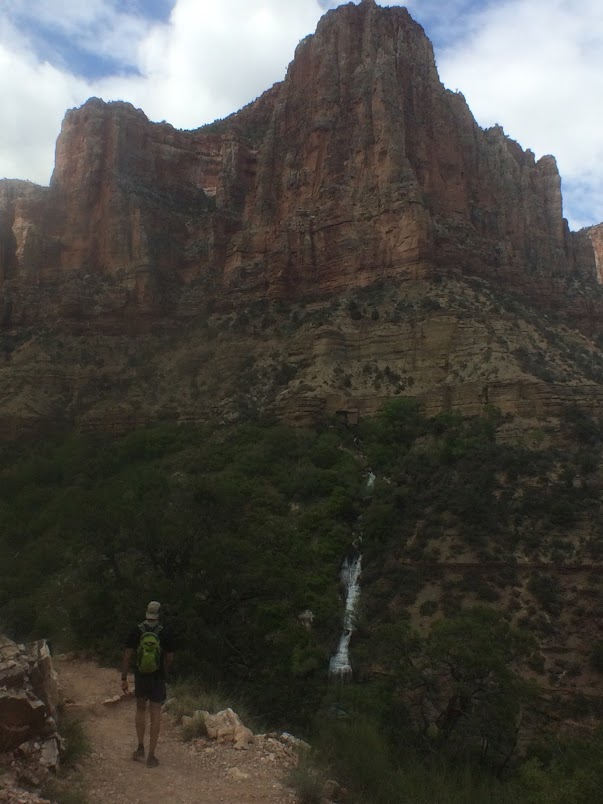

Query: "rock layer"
<box><xmin>0</xmin><ymin>1</ymin><xmax>600</xmax><ymax>330</ymax></box>
<box><xmin>0</xmin><ymin>1</ymin><xmax>602</xmax><ymax>433</ymax></box>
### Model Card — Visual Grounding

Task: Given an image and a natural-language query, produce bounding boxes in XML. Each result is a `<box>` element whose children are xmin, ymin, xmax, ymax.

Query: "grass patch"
<box><xmin>59</xmin><ymin>713</ymin><xmax>91</xmax><ymax>770</ymax></box>
<box><xmin>286</xmin><ymin>753</ymin><xmax>327</xmax><ymax>804</ymax></box>
<box><xmin>180</xmin><ymin>714</ymin><xmax>208</xmax><ymax>742</ymax></box>
<box><xmin>37</xmin><ymin>715</ymin><xmax>90</xmax><ymax>804</ymax></box>
<box><xmin>39</xmin><ymin>780</ymin><xmax>88</xmax><ymax>804</ymax></box>
<box><xmin>166</xmin><ymin>677</ymin><xmax>260</xmax><ymax>739</ymax></box>
<box><xmin>317</xmin><ymin>717</ymin><xmax>518</xmax><ymax>804</ymax></box>
<box><xmin>166</xmin><ymin>677</ymin><xmax>236</xmax><ymax>718</ymax></box>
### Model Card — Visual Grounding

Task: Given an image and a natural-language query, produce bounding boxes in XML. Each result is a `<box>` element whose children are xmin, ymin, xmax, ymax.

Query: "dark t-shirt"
<box><xmin>125</xmin><ymin>623</ymin><xmax>175</xmax><ymax>679</ymax></box>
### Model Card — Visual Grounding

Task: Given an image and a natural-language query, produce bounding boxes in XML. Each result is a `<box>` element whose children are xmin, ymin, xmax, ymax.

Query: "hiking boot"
<box><xmin>132</xmin><ymin>745</ymin><xmax>145</xmax><ymax>761</ymax></box>
<box><xmin>146</xmin><ymin>755</ymin><xmax>159</xmax><ymax>768</ymax></box>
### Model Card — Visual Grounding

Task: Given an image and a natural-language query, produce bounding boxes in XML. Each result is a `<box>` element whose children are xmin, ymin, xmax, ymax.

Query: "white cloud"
<box><xmin>6</xmin><ymin>0</ymin><xmax>155</xmax><ymax>68</ymax></box>
<box><xmin>99</xmin><ymin>0</ymin><xmax>324</xmax><ymax>128</ymax></box>
<box><xmin>0</xmin><ymin>1</ymin><xmax>327</xmax><ymax>182</ymax></box>
<box><xmin>0</xmin><ymin>38</ymin><xmax>88</xmax><ymax>182</ymax></box>
<box><xmin>435</xmin><ymin>0</ymin><xmax>603</xmax><ymax>228</ymax></box>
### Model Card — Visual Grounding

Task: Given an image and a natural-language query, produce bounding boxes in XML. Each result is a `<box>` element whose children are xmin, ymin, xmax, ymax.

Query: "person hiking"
<box><xmin>121</xmin><ymin>601</ymin><xmax>174</xmax><ymax>767</ymax></box>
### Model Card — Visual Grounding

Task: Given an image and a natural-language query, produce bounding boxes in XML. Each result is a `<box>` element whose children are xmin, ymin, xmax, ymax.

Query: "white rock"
<box><xmin>39</xmin><ymin>736</ymin><xmax>60</xmax><ymax>770</ymax></box>
<box><xmin>226</xmin><ymin>767</ymin><xmax>250</xmax><ymax>781</ymax></box>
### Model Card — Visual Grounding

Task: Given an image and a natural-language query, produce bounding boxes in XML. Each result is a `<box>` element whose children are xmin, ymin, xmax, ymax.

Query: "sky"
<box><xmin>0</xmin><ymin>0</ymin><xmax>601</xmax><ymax>230</ymax></box>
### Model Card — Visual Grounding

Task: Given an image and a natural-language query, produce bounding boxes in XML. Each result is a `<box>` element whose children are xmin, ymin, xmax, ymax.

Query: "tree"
<box><xmin>421</xmin><ymin>607</ymin><xmax>534</xmax><ymax>768</ymax></box>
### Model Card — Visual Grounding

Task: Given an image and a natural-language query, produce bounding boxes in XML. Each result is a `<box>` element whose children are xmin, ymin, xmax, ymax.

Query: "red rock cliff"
<box><xmin>0</xmin><ymin>0</ymin><xmax>599</xmax><ymax>327</ymax></box>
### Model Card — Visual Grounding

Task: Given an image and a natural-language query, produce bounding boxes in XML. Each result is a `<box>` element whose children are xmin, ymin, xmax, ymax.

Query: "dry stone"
<box><xmin>0</xmin><ymin>637</ymin><xmax>60</xmax><ymax>753</ymax></box>
<box><xmin>201</xmin><ymin>708</ymin><xmax>255</xmax><ymax>750</ymax></box>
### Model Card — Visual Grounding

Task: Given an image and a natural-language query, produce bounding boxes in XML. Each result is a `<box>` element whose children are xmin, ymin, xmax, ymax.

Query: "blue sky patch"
<box><xmin>124</xmin><ymin>0</ymin><xmax>175</xmax><ymax>24</ymax></box>
<box><xmin>23</xmin><ymin>22</ymin><xmax>139</xmax><ymax>79</ymax></box>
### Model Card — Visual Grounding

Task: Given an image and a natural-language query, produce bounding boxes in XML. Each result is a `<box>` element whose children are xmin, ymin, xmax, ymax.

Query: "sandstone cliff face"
<box><xmin>0</xmin><ymin>0</ymin><xmax>599</xmax><ymax>328</ymax></box>
<box><xmin>582</xmin><ymin>224</ymin><xmax>603</xmax><ymax>285</ymax></box>
<box><xmin>0</xmin><ymin>1</ymin><xmax>602</xmax><ymax>434</ymax></box>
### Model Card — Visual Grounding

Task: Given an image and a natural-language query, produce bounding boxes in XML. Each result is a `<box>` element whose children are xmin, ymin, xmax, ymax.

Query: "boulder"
<box><xmin>0</xmin><ymin>637</ymin><xmax>59</xmax><ymax>753</ymax></box>
<box><xmin>201</xmin><ymin>708</ymin><xmax>255</xmax><ymax>750</ymax></box>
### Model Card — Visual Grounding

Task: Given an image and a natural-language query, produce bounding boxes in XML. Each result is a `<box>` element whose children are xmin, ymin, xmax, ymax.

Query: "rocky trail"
<box><xmin>55</xmin><ymin>658</ymin><xmax>300</xmax><ymax>804</ymax></box>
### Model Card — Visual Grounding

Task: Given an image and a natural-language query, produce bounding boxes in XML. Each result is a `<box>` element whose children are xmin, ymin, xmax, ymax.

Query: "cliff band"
<box><xmin>1</xmin><ymin>0</ymin><xmax>601</xmax><ymax>330</ymax></box>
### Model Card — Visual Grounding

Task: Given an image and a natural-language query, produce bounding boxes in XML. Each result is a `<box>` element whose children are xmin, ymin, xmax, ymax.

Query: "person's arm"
<box><xmin>121</xmin><ymin>648</ymin><xmax>133</xmax><ymax>693</ymax></box>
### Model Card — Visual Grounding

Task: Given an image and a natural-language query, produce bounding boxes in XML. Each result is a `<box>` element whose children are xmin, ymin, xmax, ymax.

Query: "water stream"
<box><xmin>329</xmin><ymin>553</ymin><xmax>362</xmax><ymax>680</ymax></box>
<box><xmin>328</xmin><ymin>468</ymin><xmax>374</xmax><ymax>680</ymax></box>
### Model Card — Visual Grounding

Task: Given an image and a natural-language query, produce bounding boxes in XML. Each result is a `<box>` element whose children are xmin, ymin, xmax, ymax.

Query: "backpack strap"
<box><xmin>138</xmin><ymin>622</ymin><xmax>163</xmax><ymax>635</ymax></box>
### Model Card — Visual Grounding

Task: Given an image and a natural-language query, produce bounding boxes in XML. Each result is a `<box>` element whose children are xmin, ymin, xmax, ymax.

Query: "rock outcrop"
<box><xmin>0</xmin><ymin>1</ymin><xmax>602</xmax><ymax>433</ymax></box>
<box><xmin>190</xmin><ymin>708</ymin><xmax>255</xmax><ymax>751</ymax></box>
<box><xmin>0</xmin><ymin>637</ymin><xmax>59</xmax><ymax>756</ymax></box>
<box><xmin>0</xmin><ymin>1</ymin><xmax>600</xmax><ymax>330</ymax></box>
<box><xmin>0</xmin><ymin>638</ymin><xmax>65</xmax><ymax>803</ymax></box>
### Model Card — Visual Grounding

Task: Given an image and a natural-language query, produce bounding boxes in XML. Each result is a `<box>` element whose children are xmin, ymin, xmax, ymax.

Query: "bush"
<box><xmin>59</xmin><ymin>712</ymin><xmax>91</xmax><ymax>769</ymax></box>
<box><xmin>590</xmin><ymin>641</ymin><xmax>603</xmax><ymax>673</ymax></box>
<box><xmin>287</xmin><ymin>754</ymin><xmax>327</xmax><ymax>804</ymax></box>
<box><xmin>528</xmin><ymin>575</ymin><xmax>563</xmax><ymax>616</ymax></box>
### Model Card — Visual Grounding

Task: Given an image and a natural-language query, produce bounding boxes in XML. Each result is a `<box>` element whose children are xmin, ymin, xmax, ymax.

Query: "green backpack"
<box><xmin>136</xmin><ymin>623</ymin><xmax>163</xmax><ymax>674</ymax></box>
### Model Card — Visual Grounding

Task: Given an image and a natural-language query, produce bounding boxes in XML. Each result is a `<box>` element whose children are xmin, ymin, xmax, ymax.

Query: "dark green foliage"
<box><xmin>59</xmin><ymin>713</ymin><xmax>91</xmax><ymax>769</ymax></box>
<box><xmin>519</xmin><ymin>727</ymin><xmax>603</xmax><ymax>803</ymax></box>
<box><xmin>424</xmin><ymin>607</ymin><xmax>534</xmax><ymax>766</ymax></box>
<box><xmin>347</xmin><ymin>300</ymin><xmax>363</xmax><ymax>320</ymax></box>
<box><xmin>0</xmin><ymin>423</ymin><xmax>363</xmax><ymax>725</ymax></box>
<box><xmin>1</xmin><ymin>400</ymin><xmax>601</xmax><ymax>767</ymax></box>
<box><xmin>528</xmin><ymin>574</ymin><xmax>563</xmax><ymax>616</ymax></box>
<box><xmin>591</xmin><ymin>640</ymin><xmax>603</xmax><ymax>673</ymax></box>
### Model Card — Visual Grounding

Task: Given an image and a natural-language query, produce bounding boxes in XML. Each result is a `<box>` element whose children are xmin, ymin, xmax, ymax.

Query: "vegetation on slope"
<box><xmin>0</xmin><ymin>401</ymin><xmax>602</xmax><ymax>801</ymax></box>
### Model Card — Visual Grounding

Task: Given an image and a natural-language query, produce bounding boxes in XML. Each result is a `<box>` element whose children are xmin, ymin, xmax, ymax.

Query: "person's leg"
<box><xmin>148</xmin><ymin>702</ymin><xmax>162</xmax><ymax>764</ymax></box>
<box><xmin>133</xmin><ymin>697</ymin><xmax>147</xmax><ymax>759</ymax></box>
<box><xmin>147</xmin><ymin>679</ymin><xmax>166</xmax><ymax>767</ymax></box>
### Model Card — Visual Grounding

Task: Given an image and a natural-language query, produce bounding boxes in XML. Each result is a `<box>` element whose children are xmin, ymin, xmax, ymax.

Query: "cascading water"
<box><xmin>329</xmin><ymin>553</ymin><xmax>362</xmax><ymax>680</ymax></box>
<box><xmin>329</xmin><ymin>468</ymin><xmax>373</xmax><ymax>680</ymax></box>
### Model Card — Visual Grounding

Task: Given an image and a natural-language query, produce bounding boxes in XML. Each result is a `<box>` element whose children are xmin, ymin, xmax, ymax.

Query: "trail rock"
<box><xmin>323</xmin><ymin>779</ymin><xmax>348</xmax><ymax>802</ymax></box>
<box><xmin>202</xmin><ymin>708</ymin><xmax>255</xmax><ymax>750</ymax></box>
<box><xmin>226</xmin><ymin>767</ymin><xmax>251</xmax><ymax>781</ymax></box>
<box><xmin>0</xmin><ymin>637</ymin><xmax>58</xmax><ymax>753</ymax></box>
<box><xmin>39</xmin><ymin>736</ymin><xmax>60</xmax><ymax>771</ymax></box>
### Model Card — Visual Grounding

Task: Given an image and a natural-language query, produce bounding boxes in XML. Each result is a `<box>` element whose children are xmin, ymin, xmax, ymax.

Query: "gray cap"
<box><xmin>145</xmin><ymin>601</ymin><xmax>161</xmax><ymax>621</ymax></box>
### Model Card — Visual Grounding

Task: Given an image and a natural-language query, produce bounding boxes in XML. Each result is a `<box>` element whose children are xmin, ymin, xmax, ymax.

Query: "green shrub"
<box><xmin>528</xmin><ymin>574</ymin><xmax>563</xmax><ymax>616</ymax></box>
<box><xmin>286</xmin><ymin>754</ymin><xmax>327</xmax><ymax>804</ymax></box>
<box><xmin>590</xmin><ymin>641</ymin><xmax>603</xmax><ymax>673</ymax></box>
<box><xmin>59</xmin><ymin>713</ymin><xmax>91</xmax><ymax>769</ymax></box>
<box><xmin>419</xmin><ymin>600</ymin><xmax>439</xmax><ymax>617</ymax></box>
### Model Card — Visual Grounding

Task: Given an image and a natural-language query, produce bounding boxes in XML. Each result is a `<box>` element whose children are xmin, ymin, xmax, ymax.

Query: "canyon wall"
<box><xmin>0</xmin><ymin>0</ymin><xmax>599</xmax><ymax>331</ymax></box>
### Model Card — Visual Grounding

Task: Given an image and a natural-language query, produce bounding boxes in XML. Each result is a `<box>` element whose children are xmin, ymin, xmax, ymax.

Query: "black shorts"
<box><xmin>134</xmin><ymin>675</ymin><xmax>166</xmax><ymax>704</ymax></box>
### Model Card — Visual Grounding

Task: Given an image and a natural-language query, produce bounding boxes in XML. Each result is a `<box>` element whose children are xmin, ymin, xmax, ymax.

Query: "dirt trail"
<box><xmin>56</xmin><ymin>658</ymin><xmax>298</xmax><ymax>804</ymax></box>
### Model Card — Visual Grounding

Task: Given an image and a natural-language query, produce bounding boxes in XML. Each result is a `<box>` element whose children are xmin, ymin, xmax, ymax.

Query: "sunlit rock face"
<box><xmin>0</xmin><ymin>1</ymin><xmax>599</xmax><ymax>329</ymax></box>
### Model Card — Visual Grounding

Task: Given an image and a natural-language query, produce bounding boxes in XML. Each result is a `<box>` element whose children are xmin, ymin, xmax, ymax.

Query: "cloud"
<box><xmin>0</xmin><ymin>1</ymin><xmax>330</xmax><ymax>183</ymax></box>
<box><xmin>0</xmin><ymin>34</ymin><xmax>88</xmax><ymax>182</ymax></box>
<box><xmin>434</xmin><ymin>0</ymin><xmax>603</xmax><ymax>228</ymax></box>
<box><xmin>6</xmin><ymin>0</ymin><xmax>156</xmax><ymax>72</ymax></box>
<box><xmin>99</xmin><ymin>0</ymin><xmax>323</xmax><ymax>128</ymax></box>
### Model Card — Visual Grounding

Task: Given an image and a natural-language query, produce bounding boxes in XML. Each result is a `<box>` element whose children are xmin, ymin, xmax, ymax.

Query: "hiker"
<box><xmin>121</xmin><ymin>601</ymin><xmax>174</xmax><ymax>768</ymax></box>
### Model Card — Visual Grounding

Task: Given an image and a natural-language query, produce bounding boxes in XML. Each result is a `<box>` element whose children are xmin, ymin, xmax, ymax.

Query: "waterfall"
<box><xmin>329</xmin><ymin>469</ymin><xmax>372</xmax><ymax>680</ymax></box>
<box><xmin>329</xmin><ymin>554</ymin><xmax>362</xmax><ymax>681</ymax></box>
